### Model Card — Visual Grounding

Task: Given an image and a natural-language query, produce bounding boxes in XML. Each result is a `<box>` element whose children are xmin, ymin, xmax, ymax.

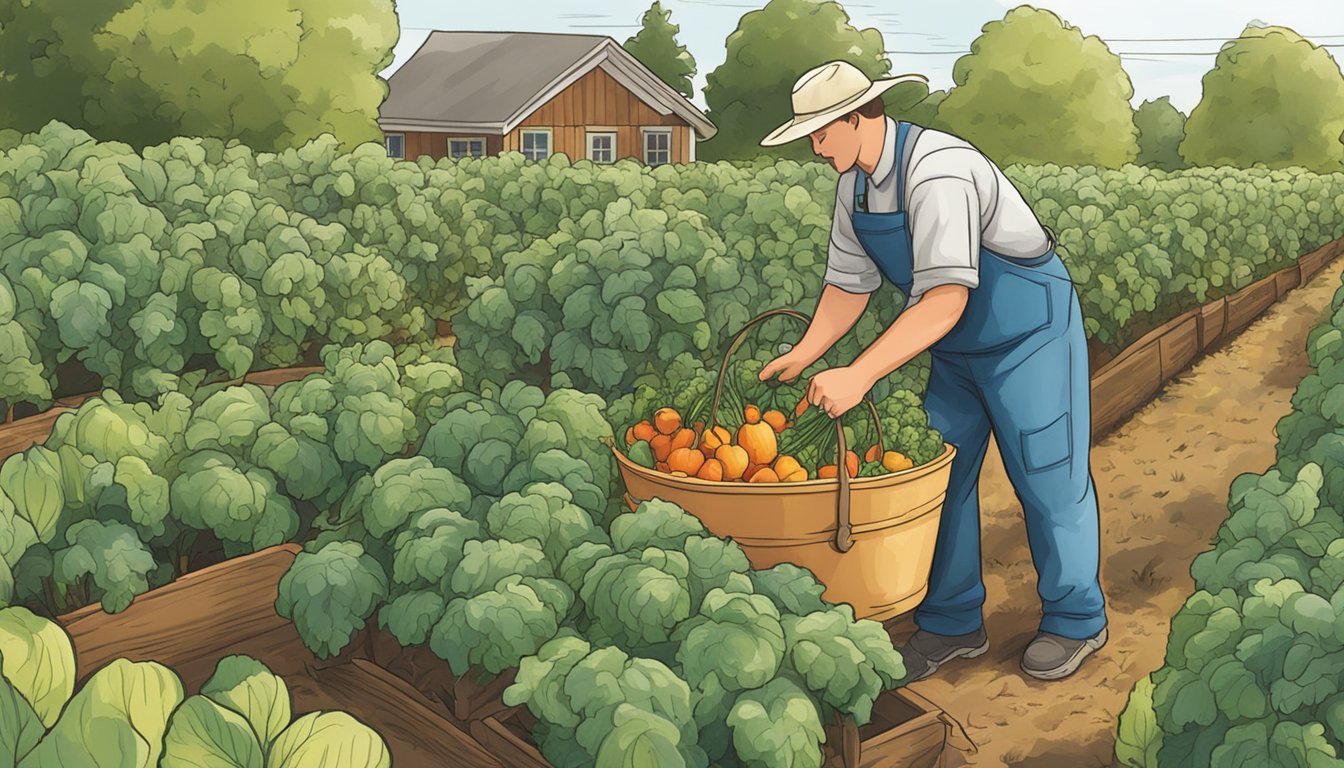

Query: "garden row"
<box><xmin>1115</xmin><ymin>270</ymin><xmax>1344</xmax><ymax>766</ymax></box>
<box><xmin>3</xmin><ymin>121</ymin><xmax>1343</xmax><ymax>414</ymax></box>
<box><xmin>0</xmin><ymin>334</ymin><xmax>947</xmax><ymax>766</ymax></box>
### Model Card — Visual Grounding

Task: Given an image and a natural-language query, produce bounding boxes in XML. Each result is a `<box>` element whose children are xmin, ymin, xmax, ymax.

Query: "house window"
<box><xmin>449</xmin><ymin>138</ymin><xmax>487</xmax><ymax>159</ymax></box>
<box><xmin>587</xmin><ymin>132</ymin><xmax>616</xmax><ymax>164</ymax></box>
<box><xmin>385</xmin><ymin>133</ymin><xmax>405</xmax><ymax>159</ymax></box>
<box><xmin>643</xmin><ymin>129</ymin><xmax>672</xmax><ymax>166</ymax></box>
<box><xmin>521</xmin><ymin>129</ymin><xmax>551</xmax><ymax>161</ymax></box>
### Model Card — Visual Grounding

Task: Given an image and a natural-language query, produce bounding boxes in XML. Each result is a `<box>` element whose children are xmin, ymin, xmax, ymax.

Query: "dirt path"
<box><xmin>887</xmin><ymin>257</ymin><xmax>1344</xmax><ymax>768</ymax></box>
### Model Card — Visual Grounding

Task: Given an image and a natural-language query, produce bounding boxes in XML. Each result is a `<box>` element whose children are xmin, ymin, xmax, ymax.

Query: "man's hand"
<box><xmin>807</xmin><ymin>366</ymin><xmax>872</xmax><ymax>419</ymax></box>
<box><xmin>759</xmin><ymin>350</ymin><xmax>813</xmax><ymax>384</ymax></box>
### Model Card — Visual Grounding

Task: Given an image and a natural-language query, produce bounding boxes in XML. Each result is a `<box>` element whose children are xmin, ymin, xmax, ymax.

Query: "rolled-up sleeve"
<box><xmin>907</xmin><ymin>148</ymin><xmax>991</xmax><ymax>299</ymax></box>
<box><xmin>824</xmin><ymin>177</ymin><xmax>882</xmax><ymax>294</ymax></box>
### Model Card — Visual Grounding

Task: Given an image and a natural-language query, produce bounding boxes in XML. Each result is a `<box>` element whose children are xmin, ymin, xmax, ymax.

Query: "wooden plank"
<box><xmin>472</xmin><ymin>718</ymin><xmax>551</xmax><ymax>768</ymax></box>
<box><xmin>605</xmin><ymin>73</ymin><xmax>618</xmax><ymax>126</ymax></box>
<box><xmin>1276</xmin><ymin>263</ymin><xmax>1302</xmax><ymax>297</ymax></box>
<box><xmin>61</xmin><ymin>545</ymin><xmax>314</xmax><ymax>690</ymax></box>
<box><xmin>291</xmin><ymin>660</ymin><xmax>504</xmax><ymax>768</ymax></box>
<box><xmin>1157</xmin><ymin>312</ymin><xmax>1200</xmax><ymax>379</ymax></box>
<box><xmin>1225</xmin><ymin>274</ymin><xmax>1278</xmax><ymax>335</ymax></box>
<box><xmin>1299</xmin><ymin>240</ymin><xmax>1335</xmax><ymax>280</ymax></box>
<box><xmin>1199</xmin><ymin>298</ymin><xmax>1227</xmax><ymax>350</ymax></box>
<box><xmin>1090</xmin><ymin>342</ymin><xmax>1162</xmax><ymax>436</ymax></box>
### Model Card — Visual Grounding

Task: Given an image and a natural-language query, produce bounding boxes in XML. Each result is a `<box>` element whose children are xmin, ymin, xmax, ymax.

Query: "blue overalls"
<box><xmin>851</xmin><ymin>121</ymin><xmax>1106</xmax><ymax>641</ymax></box>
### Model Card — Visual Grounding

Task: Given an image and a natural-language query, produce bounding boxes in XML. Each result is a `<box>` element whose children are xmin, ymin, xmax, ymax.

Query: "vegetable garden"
<box><xmin>1</xmin><ymin>120</ymin><xmax>1343</xmax><ymax>766</ymax></box>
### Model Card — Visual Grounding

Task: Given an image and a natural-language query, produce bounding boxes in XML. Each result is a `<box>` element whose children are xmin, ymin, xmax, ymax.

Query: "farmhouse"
<box><xmin>379</xmin><ymin>31</ymin><xmax>717</xmax><ymax>166</ymax></box>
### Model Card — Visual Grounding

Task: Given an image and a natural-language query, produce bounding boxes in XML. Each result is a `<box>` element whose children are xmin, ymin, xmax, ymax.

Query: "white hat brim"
<box><xmin>759</xmin><ymin>74</ymin><xmax>929</xmax><ymax>147</ymax></box>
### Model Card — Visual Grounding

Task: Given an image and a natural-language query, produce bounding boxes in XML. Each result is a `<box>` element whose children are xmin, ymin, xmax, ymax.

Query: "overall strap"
<box><xmin>895</xmin><ymin>121</ymin><xmax>922</xmax><ymax>214</ymax></box>
<box><xmin>854</xmin><ymin>168</ymin><xmax>869</xmax><ymax>213</ymax></box>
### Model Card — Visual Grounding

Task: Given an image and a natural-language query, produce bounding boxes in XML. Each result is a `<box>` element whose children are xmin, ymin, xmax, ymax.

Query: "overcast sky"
<box><xmin>385</xmin><ymin>0</ymin><xmax>1344</xmax><ymax>114</ymax></box>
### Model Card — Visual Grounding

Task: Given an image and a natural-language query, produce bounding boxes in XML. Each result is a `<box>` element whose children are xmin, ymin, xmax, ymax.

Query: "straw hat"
<box><xmin>760</xmin><ymin>61</ymin><xmax>928</xmax><ymax>147</ymax></box>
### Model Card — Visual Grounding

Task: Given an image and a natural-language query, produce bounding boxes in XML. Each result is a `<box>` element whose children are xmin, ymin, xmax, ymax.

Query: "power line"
<box><xmin>887</xmin><ymin>44</ymin><xmax>1344</xmax><ymax>55</ymax></box>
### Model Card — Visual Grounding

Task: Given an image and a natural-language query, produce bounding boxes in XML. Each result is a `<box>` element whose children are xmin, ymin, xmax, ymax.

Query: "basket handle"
<box><xmin>706</xmin><ymin>309</ymin><xmax>884</xmax><ymax>553</ymax></box>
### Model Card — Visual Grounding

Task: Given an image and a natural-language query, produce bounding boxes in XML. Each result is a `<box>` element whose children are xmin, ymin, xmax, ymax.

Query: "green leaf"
<box><xmin>199</xmin><ymin>656</ymin><xmax>291</xmax><ymax>752</ymax></box>
<box><xmin>19</xmin><ymin>658</ymin><xmax>183</xmax><ymax>768</ymax></box>
<box><xmin>0</xmin><ymin>449</ymin><xmax>64</xmax><ymax>545</ymax></box>
<box><xmin>160</xmin><ymin>695</ymin><xmax>265</xmax><ymax>768</ymax></box>
<box><xmin>593</xmin><ymin>704</ymin><xmax>687</xmax><ymax>768</ymax></box>
<box><xmin>1115</xmin><ymin>673</ymin><xmax>1162</xmax><ymax>767</ymax></box>
<box><xmin>0</xmin><ymin>607</ymin><xmax>76</xmax><ymax>727</ymax></box>
<box><xmin>0</xmin><ymin>675</ymin><xmax>43</xmax><ymax>767</ymax></box>
<box><xmin>727</xmin><ymin>677</ymin><xmax>825</xmax><ymax>768</ymax></box>
<box><xmin>656</xmin><ymin>289</ymin><xmax>706</xmax><ymax>324</ymax></box>
<box><xmin>265</xmin><ymin>712</ymin><xmax>390</xmax><ymax>768</ymax></box>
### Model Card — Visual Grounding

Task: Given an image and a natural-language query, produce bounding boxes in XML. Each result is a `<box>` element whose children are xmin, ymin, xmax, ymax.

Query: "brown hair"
<box><xmin>829</xmin><ymin>96</ymin><xmax>886</xmax><ymax>128</ymax></box>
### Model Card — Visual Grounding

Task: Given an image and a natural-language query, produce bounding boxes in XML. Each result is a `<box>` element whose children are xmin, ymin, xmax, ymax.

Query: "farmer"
<box><xmin>758</xmin><ymin>61</ymin><xmax>1108</xmax><ymax>682</ymax></box>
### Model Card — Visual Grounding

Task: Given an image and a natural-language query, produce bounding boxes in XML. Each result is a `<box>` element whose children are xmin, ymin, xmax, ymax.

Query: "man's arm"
<box><xmin>793</xmin><ymin>285</ymin><xmax>870</xmax><ymax>363</ymax></box>
<box><xmin>851</xmin><ymin>284</ymin><xmax>966</xmax><ymax>383</ymax></box>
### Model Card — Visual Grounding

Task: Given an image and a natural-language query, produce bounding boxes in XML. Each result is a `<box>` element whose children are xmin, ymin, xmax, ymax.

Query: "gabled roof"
<box><xmin>379</xmin><ymin>31</ymin><xmax>717</xmax><ymax>140</ymax></box>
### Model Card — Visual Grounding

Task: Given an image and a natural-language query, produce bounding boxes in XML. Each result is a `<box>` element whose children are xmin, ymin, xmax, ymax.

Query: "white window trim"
<box><xmin>385</xmin><ymin>132</ymin><xmax>405</xmax><ymax>159</ymax></box>
<box><xmin>587</xmin><ymin>131</ymin><xmax>617</xmax><ymax>164</ymax></box>
<box><xmin>520</xmin><ymin>128</ymin><xmax>553</xmax><ymax>161</ymax></box>
<box><xmin>641</xmin><ymin>128</ymin><xmax>673</xmax><ymax>166</ymax></box>
<box><xmin>448</xmin><ymin>136</ymin><xmax>488</xmax><ymax>159</ymax></box>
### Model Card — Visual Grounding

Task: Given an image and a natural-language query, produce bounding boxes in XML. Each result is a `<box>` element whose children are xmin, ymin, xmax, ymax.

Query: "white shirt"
<box><xmin>824</xmin><ymin>117</ymin><xmax>1052</xmax><ymax>304</ymax></box>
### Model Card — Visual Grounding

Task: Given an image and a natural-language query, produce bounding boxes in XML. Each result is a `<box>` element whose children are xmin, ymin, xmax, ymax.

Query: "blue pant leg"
<box><xmin>914</xmin><ymin>351</ymin><xmax>993</xmax><ymax>637</ymax></box>
<box><xmin>974</xmin><ymin>300</ymin><xmax>1107</xmax><ymax>640</ymax></box>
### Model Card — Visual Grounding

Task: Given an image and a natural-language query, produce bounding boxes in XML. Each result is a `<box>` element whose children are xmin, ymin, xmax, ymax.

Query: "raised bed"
<box><xmin>51</xmin><ymin>543</ymin><xmax>974</xmax><ymax>768</ymax></box>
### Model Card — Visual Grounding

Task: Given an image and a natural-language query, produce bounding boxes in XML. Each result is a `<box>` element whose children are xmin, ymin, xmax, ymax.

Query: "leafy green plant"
<box><xmin>0</xmin><ymin>606</ymin><xmax>390</xmax><ymax>767</ymax></box>
<box><xmin>1116</xmin><ymin>276</ymin><xmax>1344</xmax><ymax>766</ymax></box>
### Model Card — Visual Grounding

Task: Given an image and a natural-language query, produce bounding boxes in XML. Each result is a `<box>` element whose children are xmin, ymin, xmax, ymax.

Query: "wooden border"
<box><xmin>1088</xmin><ymin>237</ymin><xmax>1343</xmax><ymax>438</ymax></box>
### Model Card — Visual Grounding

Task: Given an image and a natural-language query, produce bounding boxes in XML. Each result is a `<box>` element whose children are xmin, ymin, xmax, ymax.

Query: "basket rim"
<box><xmin>611</xmin><ymin>442</ymin><xmax>957</xmax><ymax>494</ymax></box>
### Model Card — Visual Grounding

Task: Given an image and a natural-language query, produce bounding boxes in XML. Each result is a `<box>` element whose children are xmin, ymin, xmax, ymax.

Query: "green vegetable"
<box><xmin>628</xmin><ymin>440</ymin><xmax>655</xmax><ymax>468</ymax></box>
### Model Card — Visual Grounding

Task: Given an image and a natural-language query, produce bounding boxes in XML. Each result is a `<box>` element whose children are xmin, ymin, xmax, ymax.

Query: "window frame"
<box><xmin>520</xmin><ymin>128</ymin><xmax>553</xmax><ymax>161</ymax></box>
<box><xmin>586</xmin><ymin>131</ymin><xmax>617</xmax><ymax>164</ymax></box>
<box><xmin>448</xmin><ymin>137</ymin><xmax>488</xmax><ymax>159</ymax></box>
<box><xmin>642</xmin><ymin>128</ymin><xmax>673</xmax><ymax>166</ymax></box>
<box><xmin>384</xmin><ymin>132</ymin><xmax>405</xmax><ymax>159</ymax></box>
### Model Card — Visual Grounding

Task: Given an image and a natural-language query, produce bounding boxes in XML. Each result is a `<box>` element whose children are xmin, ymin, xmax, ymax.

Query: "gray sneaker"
<box><xmin>896</xmin><ymin>627</ymin><xmax>989</xmax><ymax>683</ymax></box>
<box><xmin>1020</xmin><ymin>628</ymin><xmax>1108</xmax><ymax>681</ymax></box>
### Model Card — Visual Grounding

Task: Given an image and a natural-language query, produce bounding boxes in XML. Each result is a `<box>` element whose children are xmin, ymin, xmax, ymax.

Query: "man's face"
<box><xmin>809</xmin><ymin>115</ymin><xmax>860</xmax><ymax>173</ymax></box>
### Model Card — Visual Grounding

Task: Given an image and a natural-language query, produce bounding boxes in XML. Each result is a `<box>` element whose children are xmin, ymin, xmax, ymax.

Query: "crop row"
<box><xmin>1115</xmin><ymin>273</ymin><xmax>1344</xmax><ymax>766</ymax></box>
<box><xmin>3</xmin><ymin>122</ymin><xmax>1341</xmax><ymax>415</ymax></box>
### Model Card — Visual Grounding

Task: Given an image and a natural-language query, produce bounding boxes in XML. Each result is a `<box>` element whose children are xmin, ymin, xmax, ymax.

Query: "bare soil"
<box><xmin>886</xmin><ymin>258</ymin><xmax>1344</xmax><ymax>768</ymax></box>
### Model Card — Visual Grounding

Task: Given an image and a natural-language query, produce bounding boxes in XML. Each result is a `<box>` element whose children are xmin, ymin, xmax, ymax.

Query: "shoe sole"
<box><xmin>1020</xmin><ymin>628</ymin><xmax>1108</xmax><ymax>681</ymax></box>
<box><xmin>906</xmin><ymin>639</ymin><xmax>991</xmax><ymax>682</ymax></box>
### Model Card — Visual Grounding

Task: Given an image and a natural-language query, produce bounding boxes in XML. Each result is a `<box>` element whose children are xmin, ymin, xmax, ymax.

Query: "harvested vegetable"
<box><xmin>697</xmin><ymin>459</ymin><xmax>725</xmax><ymax>481</ymax></box>
<box><xmin>737</xmin><ymin>414</ymin><xmax>778</xmax><ymax>467</ymax></box>
<box><xmin>628</xmin><ymin>440</ymin><xmax>655</xmax><ymax>469</ymax></box>
<box><xmin>763</xmin><ymin>409</ymin><xmax>787</xmax><ymax>433</ymax></box>
<box><xmin>699</xmin><ymin>426</ymin><xmax>732</xmax><ymax>456</ymax></box>
<box><xmin>882</xmin><ymin>451</ymin><xmax>914</xmax><ymax>473</ymax></box>
<box><xmin>670</xmin><ymin>428</ymin><xmax>697</xmax><ymax>453</ymax></box>
<box><xmin>633</xmin><ymin>420</ymin><xmax>656</xmax><ymax>443</ymax></box>
<box><xmin>650</xmin><ymin>434</ymin><xmax>673</xmax><ymax>463</ymax></box>
<box><xmin>817</xmin><ymin>465</ymin><xmax>838</xmax><ymax>479</ymax></box>
<box><xmin>748</xmin><ymin>467</ymin><xmax>780</xmax><ymax>483</ymax></box>
<box><xmin>668</xmin><ymin>448</ymin><xmax>706</xmax><ymax>476</ymax></box>
<box><xmin>654</xmin><ymin>408</ymin><xmax>682</xmax><ymax>435</ymax></box>
<box><xmin>716</xmin><ymin>445</ymin><xmax>749</xmax><ymax>480</ymax></box>
<box><xmin>774</xmin><ymin>455</ymin><xmax>807</xmax><ymax>482</ymax></box>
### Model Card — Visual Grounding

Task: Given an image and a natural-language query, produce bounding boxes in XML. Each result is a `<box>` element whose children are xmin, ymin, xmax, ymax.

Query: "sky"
<box><xmin>384</xmin><ymin>0</ymin><xmax>1344</xmax><ymax>114</ymax></box>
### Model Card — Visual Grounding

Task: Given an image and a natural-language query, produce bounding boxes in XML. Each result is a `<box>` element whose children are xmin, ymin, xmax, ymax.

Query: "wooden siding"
<box><xmin>392</xmin><ymin>132</ymin><xmax>503</xmax><ymax>162</ymax></box>
<box><xmin>390</xmin><ymin>68</ymin><xmax>700</xmax><ymax>164</ymax></box>
<box><xmin>504</xmin><ymin>125</ymin><xmax>689</xmax><ymax>164</ymax></box>
<box><xmin>518</xmin><ymin>68</ymin><xmax>683</xmax><ymax>129</ymax></box>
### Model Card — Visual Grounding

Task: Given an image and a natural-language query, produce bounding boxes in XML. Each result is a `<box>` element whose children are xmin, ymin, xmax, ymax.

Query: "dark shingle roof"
<box><xmin>382</xmin><ymin>32</ymin><xmax>607</xmax><ymax>123</ymax></box>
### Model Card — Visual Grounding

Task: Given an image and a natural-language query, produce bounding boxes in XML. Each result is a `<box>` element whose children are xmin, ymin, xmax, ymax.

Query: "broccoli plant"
<box><xmin>418</xmin><ymin>381</ymin><xmax>616</xmax><ymax>523</ymax></box>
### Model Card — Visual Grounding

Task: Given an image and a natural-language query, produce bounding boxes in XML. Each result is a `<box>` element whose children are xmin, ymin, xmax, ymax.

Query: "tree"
<box><xmin>889</xmin><ymin>87</ymin><xmax>950</xmax><ymax>132</ymax></box>
<box><xmin>936</xmin><ymin>6</ymin><xmax>1139</xmax><ymax>168</ymax></box>
<box><xmin>701</xmin><ymin>0</ymin><xmax>891</xmax><ymax>162</ymax></box>
<box><xmin>1133</xmin><ymin>97</ymin><xmax>1187</xmax><ymax>171</ymax></box>
<box><xmin>0</xmin><ymin>0</ymin><xmax>397</xmax><ymax>151</ymax></box>
<box><xmin>624</xmin><ymin>2</ymin><xmax>697</xmax><ymax>100</ymax></box>
<box><xmin>1181</xmin><ymin>25</ymin><xmax>1344</xmax><ymax>172</ymax></box>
